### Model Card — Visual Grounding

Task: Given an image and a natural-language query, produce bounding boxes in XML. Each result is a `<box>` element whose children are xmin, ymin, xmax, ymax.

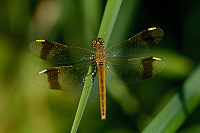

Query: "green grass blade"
<box><xmin>70</xmin><ymin>1</ymin><xmax>123</xmax><ymax>133</ymax></box>
<box><xmin>98</xmin><ymin>0</ymin><xmax>123</xmax><ymax>48</ymax></box>
<box><xmin>70</xmin><ymin>65</ymin><xmax>94</xmax><ymax>133</ymax></box>
<box><xmin>143</xmin><ymin>64</ymin><xmax>200</xmax><ymax>133</ymax></box>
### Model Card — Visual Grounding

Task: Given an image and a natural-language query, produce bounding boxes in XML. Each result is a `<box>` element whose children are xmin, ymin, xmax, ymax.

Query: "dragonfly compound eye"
<box><xmin>91</xmin><ymin>40</ymin><xmax>96</xmax><ymax>47</ymax></box>
<box><xmin>99</xmin><ymin>39</ymin><xmax>105</xmax><ymax>46</ymax></box>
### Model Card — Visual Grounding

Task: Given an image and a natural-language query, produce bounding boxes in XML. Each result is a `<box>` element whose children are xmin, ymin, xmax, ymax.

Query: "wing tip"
<box><xmin>152</xmin><ymin>57</ymin><xmax>162</xmax><ymax>61</ymax></box>
<box><xmin>36</xmin><ymin>39</ymin><xmax>45</xmax><ymax>42</ymax></box>
<box><xmin>148</xmin><ymin>27</ymin><xmax>157</xmax><ymax>31</ymax></box>
<box><xmin>148</xmin><ymin>27</ymin><xmax>163</xmax><ymax>34</ymax></box>
<box><xmin>38</xmin><ymin>69</ymin><xmax>47</xmax><ymax>74</ymax></box>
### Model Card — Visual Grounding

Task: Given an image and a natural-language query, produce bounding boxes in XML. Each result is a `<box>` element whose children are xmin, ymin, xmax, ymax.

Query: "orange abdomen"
<box><xmin>98</xmin><ymin>64</ymin><xmax>106</xmax><ymax>119</ymax></box>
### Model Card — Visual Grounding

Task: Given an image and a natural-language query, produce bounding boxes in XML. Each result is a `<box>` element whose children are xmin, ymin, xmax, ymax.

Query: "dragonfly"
<box><xmin>29</xmin><ymin>27</ymin><xmax>166</xmax><ymax>120</ymax></box>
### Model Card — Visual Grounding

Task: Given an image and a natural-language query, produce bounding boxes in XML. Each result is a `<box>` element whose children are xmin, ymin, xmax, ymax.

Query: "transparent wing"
<box><xmin>29</xmin><ymin>40</ymin><xmax>94</xmax><ymax>64</ymax></box>
<box><xmin>106</xmin><ymin>27</ymin><xmax>164</xmax><ymax>58</ymax></box>
<box><xmin>105</xmin><ymin>57</ymin><xmax>166</xmax><ymax>84</ymax></box>
<box><xmin>33</xmin><ymin>61</ymin><xmax>95</xmax><ymax>90</ymax></box>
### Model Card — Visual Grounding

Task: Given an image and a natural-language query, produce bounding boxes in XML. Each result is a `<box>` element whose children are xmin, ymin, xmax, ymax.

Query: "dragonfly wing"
<box><xmin>105</xmin><ymin>57</ymin><xmax>166</xmax><ymax>84</ymax></box>
<box><xmin>33</xmin><ymin>61</ymin><xmax>95</xmax><ymax>90</ymax></box>
<box><xmin>106</xmin><ymin>27</ymin><xmax>164</xmax><ymax>58</ymax></box>
<box><xmin>29</xmin><ymin>40</ymin><xmax>94</xmax><ymax>64</ymax></box>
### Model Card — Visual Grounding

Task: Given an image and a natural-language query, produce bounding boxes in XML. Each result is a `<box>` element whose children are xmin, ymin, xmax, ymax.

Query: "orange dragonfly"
<box><xmin>29</xmin><ymin>27</ymin><xmax>166</xmax><ymax>119</ymax></box>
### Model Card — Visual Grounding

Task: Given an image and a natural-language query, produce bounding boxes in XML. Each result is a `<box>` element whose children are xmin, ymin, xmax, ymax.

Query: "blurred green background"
<box><xmin>0</xmin><ymin>0</ymin><xmax>200</xmax><ymax>133</ymax></box>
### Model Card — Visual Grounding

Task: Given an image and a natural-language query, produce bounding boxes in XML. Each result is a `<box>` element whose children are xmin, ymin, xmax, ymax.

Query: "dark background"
<box><xmin>0</xmin><ymin>0</ymin><xmax>200</xmax><ymax>132</ymax></box>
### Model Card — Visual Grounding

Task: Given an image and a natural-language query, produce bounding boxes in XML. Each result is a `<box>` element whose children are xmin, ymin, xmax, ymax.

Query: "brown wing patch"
<box><xmin>43</xmin><ymin>68</ymin><xmax>61</xmax><ymax>90</ymax></box>
<box><xmin>39</xmin><ymin>40</ymin><xmax>56</xmax><ymax>60</ymax></box>
<box><xmin>141</xmin><ymin>57</ymin><xmax>155</xmax><ymax>80</ymax></box>
<box><xmin>129</xmin><ymin>27</ymin><xmax>164</xmax><ymax>49</ymax></box>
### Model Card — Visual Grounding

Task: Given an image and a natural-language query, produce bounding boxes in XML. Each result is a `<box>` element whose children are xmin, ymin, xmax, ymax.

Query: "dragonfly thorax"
<box><xmin>91</xmin><ymin>38</ymin><xmax>106</xmax><ymax>64</ymax></box>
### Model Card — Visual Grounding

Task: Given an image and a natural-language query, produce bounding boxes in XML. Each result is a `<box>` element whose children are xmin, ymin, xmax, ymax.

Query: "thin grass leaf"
<box><xmin>143</xmin><ymin>64</ymin><xmax>200</xmax><ymax>133</ymax></box>
<box><xmin>70</xmin><ymin>1</ymin><xmax>123</xmax><ymax>133</ymax></box>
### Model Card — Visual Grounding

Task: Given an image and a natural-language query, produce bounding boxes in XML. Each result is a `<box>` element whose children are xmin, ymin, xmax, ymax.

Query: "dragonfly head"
<box><xmin>91</xmin><ymin>37</ymin><xmax>105</xmax><ymax>48</ymax></box>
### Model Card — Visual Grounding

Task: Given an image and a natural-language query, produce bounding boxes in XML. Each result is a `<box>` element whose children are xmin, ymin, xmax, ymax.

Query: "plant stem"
<box><xmin>98</xmin><ymin>0</ymin><xmax>123</xmax><ymax>48</ymax></box>
<box><xmin>70</xmin><ymin>65</ymin><xmax>94</xmax><ymax>133</ymax></box>
<box><xmin>70</xmin><ymin>1</ymin><xmax>123</xmax><ymax>133</ymax></box>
